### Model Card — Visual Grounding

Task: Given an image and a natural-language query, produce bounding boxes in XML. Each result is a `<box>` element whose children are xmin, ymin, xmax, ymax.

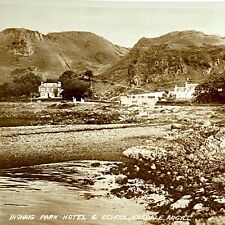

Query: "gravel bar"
<box><xmin>0</xmin><ymin>124</ymin><xmax>166</xmax><ymax>169</ymax></box>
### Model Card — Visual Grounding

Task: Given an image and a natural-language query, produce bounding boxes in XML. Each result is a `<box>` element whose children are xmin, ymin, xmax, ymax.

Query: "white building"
<box><xmin>172</xmin><ymin>82</ymin><xmax>198</xmax><ymax>100</ymax></box>
<box><xmin>120</xmin><ymin>92</ymin><xmax>164</xmax><ymax>106</ymax></box>
<box><xmin>120</xmin><ymin>81</ymin><xmax>198</xmax><ymax>106</ymax></box>
<box><xmin>38</xmin><ymin>82</ymin><xmax>63</xmax><ymax>99</ymax></box>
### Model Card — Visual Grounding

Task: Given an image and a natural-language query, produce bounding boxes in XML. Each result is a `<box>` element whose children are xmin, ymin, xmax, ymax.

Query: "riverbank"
<box><xmin>1</xmin><ymin>103</ymin><xmax>225</xmax><ymax>169</ymax></box>
<box><xmin>0</xmin><ymin>124</ymin><xmax>166</xmax><ymax>169</ymax></box>
<box><xmin>0</xmin><ymin>104</ymin><xmax>225</xmax><ymax>224</ymax></box>
<box><xmin>0</xmin><ymin>101</ymin><xmax>124</xmax><ymax>126</ymax></box>
<box><xmin>110</xmin><ymin>124</ymin><xmax>225</xmax><ymax>224</ymax></box>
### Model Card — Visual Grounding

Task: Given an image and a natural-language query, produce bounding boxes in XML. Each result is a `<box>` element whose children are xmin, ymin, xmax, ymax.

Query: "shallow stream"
<box><xmin>0</xmin><ymin>161</ymin><xmax>150</xmax><ymax>225</ymax></box>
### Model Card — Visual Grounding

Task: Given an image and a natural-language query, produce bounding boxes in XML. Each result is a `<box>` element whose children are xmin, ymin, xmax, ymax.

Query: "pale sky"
<box><xmin>0</xmin><ymin>0</ymin><xmax>225</xmax><ymax>47</ymax></box>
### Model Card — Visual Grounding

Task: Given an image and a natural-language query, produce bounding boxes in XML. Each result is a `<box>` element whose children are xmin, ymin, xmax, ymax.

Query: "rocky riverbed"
<box><xmin>109</xmin><ymin>105</ymin><xmax>225</xmax><ymax>224</ymax></box>
<box><xmin>0</xmin><ymin>103</ymin><xmax>225</xmax><ymax>224</ymax></box>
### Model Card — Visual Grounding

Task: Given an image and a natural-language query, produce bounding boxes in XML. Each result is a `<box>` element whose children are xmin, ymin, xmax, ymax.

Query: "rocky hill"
<box><xmin>0</xmin><ymin>28</ymin><xmax>128</xmax><ymax>83</ymax></box>
<box><xmin>98</xmin><ymin>31</ymin><xmax>225</xmax><ymax>96</ymax></box>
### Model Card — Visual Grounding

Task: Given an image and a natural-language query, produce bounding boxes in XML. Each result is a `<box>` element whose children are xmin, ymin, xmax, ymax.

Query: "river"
<box><xmin>0</xmin><ymin>160</ymin><xmax>152</xmax><ymax>225</ymax></box>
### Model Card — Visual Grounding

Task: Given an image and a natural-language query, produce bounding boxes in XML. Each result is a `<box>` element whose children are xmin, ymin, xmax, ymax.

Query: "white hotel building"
<box><xmin>38</xmin><ymin>82</ymin><xmax>63</xmax><ymax>99</ymax></box>
<box><xmin>120</xmin><ymin>82</ymin><xmax>198</xmax><ymax>106</ymax></box>
<box><xmin>120</xmin><ymin>92</ymin><xmax>164</xmax><ymax>106</ymax></box>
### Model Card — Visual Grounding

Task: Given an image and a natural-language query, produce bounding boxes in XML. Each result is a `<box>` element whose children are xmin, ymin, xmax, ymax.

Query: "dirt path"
<box><xmin>0</xmin><ymin>124</ymin><xmax>166</xmax><ymax>169</ymax></box>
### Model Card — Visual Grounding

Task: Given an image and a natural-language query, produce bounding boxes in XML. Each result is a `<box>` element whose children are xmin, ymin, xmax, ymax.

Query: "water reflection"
<box><xmin>0</xmin><ymin>161</ymin><xmax>148</xmax><ymax>225</ymax></box>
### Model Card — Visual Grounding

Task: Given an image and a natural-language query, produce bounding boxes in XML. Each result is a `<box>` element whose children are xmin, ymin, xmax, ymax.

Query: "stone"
<box><xmin>200</xmin><ymin>177</ymin><xmax>207</xmax><ymax>183</ymax></box>
<box><xmin>172</xmin><ymin>221</ymin><xmax>190</xmax><ymax>225</ymax></box>
<box><xmin>214</xmin><ymin>197</ymin><xmax>225</xmax><ymax>204</ymax></box>
<box><xmin>203</xmin><ymin>120</ymin><xmax>212</xmax><ymax>127</ymax></box>
<box><xmin>171</xmin><ymin>123</ymin><xmax>183</xmax><ymax>130</ymax></box>
<box><xmin>134</xmin><ymin>165</ymin><xmax>140</xmax><ymax>172</ymax></box>
<box><xmin>207</xmin><ymin>216</ymin><xmax>225</xmax><ymax>224</ymax></box>
<box><xmin>151</xmin><ymin>163</ymin><xmax>156</xmax><ymax>170</ymax></box>
<box><xmin>91</xmin><ymin>162</ymin><xmax>101</xmax><ymax>167</ymax></box>
<box><xmin>115</xmin><ymin>175</ymin><xmax>128</xmax><ymax>185</ymax></box>
<box><xmin>197</xmin><ymin>188</ymin><xmax>204</xmax><ymax>193</ymax></box>
<box><xmin>193</xmin><ymin>203</ymin><xmax>203</xmax><ymax>210</ymax></box>
<box><xmin>176</xmin><ymin>185</ymin><xmax>184</xmax><ymax>192</ymax></box>
<box><xmin>220</xmin><ymin>139</ymin><xmax>225</xmax><ymax>149</ymax></box>
<box><xmin>171</xmin><ymin>195</ymin><xmax>191</xmax><ymax>209</ymax></box>
<box><xmin>82</xmin><ymin>178</ymin><xmax>94</xmax><ymax>185</ymax></box>
<box><xmin>185</xmin><ymin>153</ymin><xmax>197</xmax><ymax>162</ymax></box>
<box><xmin>212</xmin><ymin>173</ymin><xmax>225</xmax><ymax>184</ymax></box>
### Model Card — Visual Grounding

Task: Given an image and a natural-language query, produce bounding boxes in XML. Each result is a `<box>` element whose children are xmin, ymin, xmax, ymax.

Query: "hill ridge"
<box><xmin>0</xmin><ymin>27</ymin><xmax>128</xmax><ymax>83</ymax></box>
<box><xmin>97</xmin><ymin>30</ymin><xmax>225</xmax><ymax>97</ymax></box>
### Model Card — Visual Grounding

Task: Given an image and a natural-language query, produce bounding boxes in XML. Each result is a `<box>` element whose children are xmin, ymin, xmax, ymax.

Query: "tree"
<box><xmin>195</xmin><ymin>70</ymin><xmax>225</xmax><ymax>103</ymax></box>
<box><xmin>7</xmin><ymin>67</ymin><xmax>41</xmax><ymax>97</ymax></box>
<box><xmin>59</xmin><ymin>70</ymin><xmax>78</xmax><ymax>84</ymax></box>
<box><xmin>59</xmin><ymin>70</ymin><xmax>93</xmax><ymax>100</ymax></box>
<box><xmin>46</xmin><ymin>78</ymin><xmax>58</xmax><ymax>83</ymax></box>
<box><xmin>62</xmin><ymin>79</ymin><xmax>91</xmax><ymax>100</ymax></box>
<box><xmin>0</xmin><ymin>83</ymin><xmax>11</xmax><ymax>99</ymax></box>
<box><xmin>83</xmin><ymin>70</ymin><xmax>93</xmax><ymax>81</ymax></box>
<box><xmin>9</xmin><ymin>68</ymin><xmax>41</xmax><ymax>97</ymax></box>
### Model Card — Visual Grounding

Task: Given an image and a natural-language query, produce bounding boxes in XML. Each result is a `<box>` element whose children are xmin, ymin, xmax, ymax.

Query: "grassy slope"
<box><xmin>0</xmin><ymin>28</ymin><xmax>128</xmax><ymax>83</ymax></box>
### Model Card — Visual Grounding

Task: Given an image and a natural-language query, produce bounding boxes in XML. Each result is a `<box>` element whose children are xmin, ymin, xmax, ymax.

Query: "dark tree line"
<box><xmin>59</xmin><ymin>70</ymin><xmax>93</xmax><ymax>100</ymax></box>
<box><xmin>0</xmin><ymin>67</ymin><xmax>41</xmax><ymax>99</ymax></box>
<box><xmin>0</xmin><ymin>68</ymin><xmax>93</xmax><ymax>100</ymax></box>
<box><xmin>195</xmin><ymin>70</ymin><xmax>225</xmax><ymax>103</ymax></box>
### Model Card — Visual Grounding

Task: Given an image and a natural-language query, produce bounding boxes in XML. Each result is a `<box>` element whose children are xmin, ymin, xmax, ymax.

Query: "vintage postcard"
<box><xmin>0</xmin><ymin>0</ymin><xmax>225</xmax><ymax>224</ymax></box>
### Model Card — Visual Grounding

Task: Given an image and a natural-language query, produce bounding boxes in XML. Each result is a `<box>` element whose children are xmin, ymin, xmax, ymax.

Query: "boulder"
<box><xmin>115</xmin><ymin>175</ymin><xmax>128</xmax><ymax>185</ymax></box>
<box><xmin>193</xmin><ymin>203</ymin><xmax>203</xmax><ymax>210</ymax></box>
<box><xmin>171</xmin><ymin>195</ymin><xmax>191</xmax><ymax>209</ymax></box>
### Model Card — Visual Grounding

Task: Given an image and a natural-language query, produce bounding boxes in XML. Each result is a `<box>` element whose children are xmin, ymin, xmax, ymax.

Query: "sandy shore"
<box><xmin>0</xmin><ymin>124</ymin><xmax>166</xmax><ymax>169</ymax></box>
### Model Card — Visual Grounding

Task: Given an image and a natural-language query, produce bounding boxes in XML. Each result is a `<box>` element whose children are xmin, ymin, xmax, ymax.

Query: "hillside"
<box><xmin>0</xmin><ymin>28</ymin><xmax>128</xmax><ymax>83</ymax></box>
<box><xmin>98</xmin><ymin>30</ymin><xmax>225</xmax><ymax>97</ymax></box>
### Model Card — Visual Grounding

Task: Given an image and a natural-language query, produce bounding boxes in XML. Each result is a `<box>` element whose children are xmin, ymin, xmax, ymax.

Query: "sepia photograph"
<box><xmin>0</xmin><ymin>0</ymin><xmax>225</xmax><ymax>224</ymax></box>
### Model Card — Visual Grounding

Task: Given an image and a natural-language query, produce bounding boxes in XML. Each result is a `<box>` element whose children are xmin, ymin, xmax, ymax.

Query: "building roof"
<box><xmin>39</xmin><ymin>82</ymin><xmax>61</xmax><ymax>88</ymax></box>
